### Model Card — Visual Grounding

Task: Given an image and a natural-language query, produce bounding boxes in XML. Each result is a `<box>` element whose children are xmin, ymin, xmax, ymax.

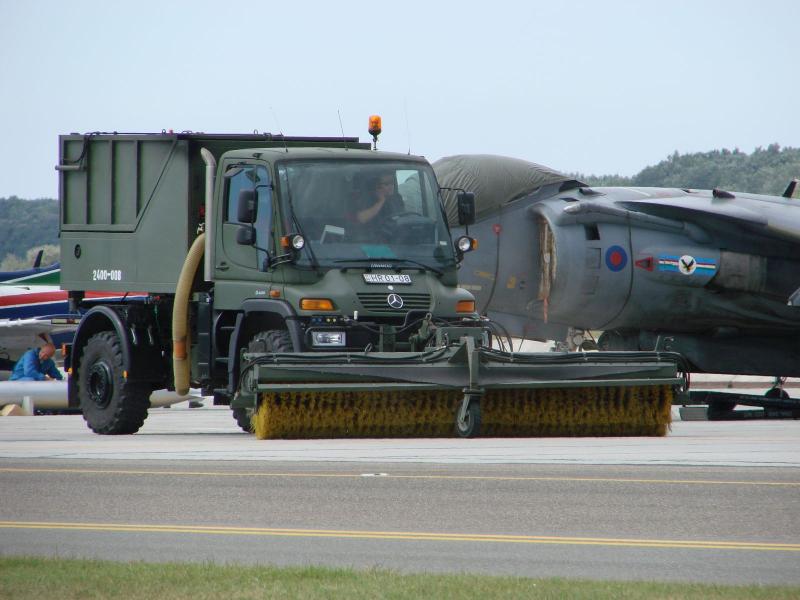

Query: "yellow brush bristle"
<box><xmin>252</xmin><ymin>385</ymin><xmax>673</xmax><ymax>439</ymax></box>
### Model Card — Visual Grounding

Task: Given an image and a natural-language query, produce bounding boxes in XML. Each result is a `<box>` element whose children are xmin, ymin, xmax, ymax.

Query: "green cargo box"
<box><xmin>57</xmin><ymin>132</ymin><xmax>365</xmax><ymax>293</ymax></box>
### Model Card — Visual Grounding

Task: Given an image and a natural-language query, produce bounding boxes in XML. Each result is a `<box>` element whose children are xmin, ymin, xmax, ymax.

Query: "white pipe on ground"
<box><xmin>0</xmin><ymin>381</ymin><xmax>205</xmax><ymax>410</ymax></box>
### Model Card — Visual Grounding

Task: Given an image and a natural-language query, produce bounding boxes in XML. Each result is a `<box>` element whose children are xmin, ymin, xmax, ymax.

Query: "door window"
<box><xmin>224</xmin><ymin>165</ymin><xmax>272</xmax><ymax>268</ymax></box>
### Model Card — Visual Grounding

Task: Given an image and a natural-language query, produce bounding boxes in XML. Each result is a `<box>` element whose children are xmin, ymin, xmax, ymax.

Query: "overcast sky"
<box><xmin>1</xmin><ymin>0</ymin><xmax>798</xmax><ymax>199</ymax></box>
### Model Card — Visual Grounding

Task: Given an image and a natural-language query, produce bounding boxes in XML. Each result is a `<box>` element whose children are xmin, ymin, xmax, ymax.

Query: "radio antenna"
<box><xmin>404</xmin><ymin>98</ymin><xmax>412</xmax><ymax>155</ymax></box>
<box><xmin>337</xmin><ymin>109</ymin><xmax>349</xmax><ymax>150</ymax></box>
<box><xmin>270</xmin><ymin>106</ymin><xmax>289</xmax><ymax>153</ymax></box>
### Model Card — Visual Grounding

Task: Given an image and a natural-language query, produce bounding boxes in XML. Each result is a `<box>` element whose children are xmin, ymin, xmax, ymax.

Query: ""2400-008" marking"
<box><xmin>92</xmin><ymin>269</ymin><xmax>123</xmax><ymax>281</ymax></box>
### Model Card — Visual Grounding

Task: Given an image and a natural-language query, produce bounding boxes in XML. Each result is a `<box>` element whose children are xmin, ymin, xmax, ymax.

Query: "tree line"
<box><xmin>575</xmin><ymin>143</ymin><xmax>800</xmax><ymax>195</ymax></box>
<box><xmin>0</xmin><ymin>197</ymin><xmax>60</xmax><ymax>271</ymax></box>
<box><xmin>2</xmin><ymin>144</ymin><xmax>799</xmax><ymax>268</ymax></box>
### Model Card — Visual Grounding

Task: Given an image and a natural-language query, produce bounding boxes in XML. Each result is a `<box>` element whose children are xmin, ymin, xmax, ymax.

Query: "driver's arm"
<box><xmin>356</xmin><ymin>196</ymin><xmax>386</xmax><ymax>224</ymax></box>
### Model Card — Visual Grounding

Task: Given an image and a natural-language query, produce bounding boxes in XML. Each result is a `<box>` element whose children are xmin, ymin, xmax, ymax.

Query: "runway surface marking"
<box><xmin>1</xmin><ymin>521</ymin><xmax>797</xmax><ymax>552</ymax></box>
<box><xmin>1</xmin><ymin>467</ymin><xmax>797</xmax><ymax>487</ymax></box>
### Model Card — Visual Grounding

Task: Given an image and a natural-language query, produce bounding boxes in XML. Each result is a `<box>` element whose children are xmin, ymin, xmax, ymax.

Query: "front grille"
<box><xmin>357</xmin><ymin>292</ymin><xmax>431</xmax><ymax>313</ymax></box>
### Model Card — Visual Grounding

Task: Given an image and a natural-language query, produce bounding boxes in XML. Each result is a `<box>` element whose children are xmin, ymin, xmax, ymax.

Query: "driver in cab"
<box><xmin>353</xmin><ymin>173</ymin><xmax>404</xmax><ymax>225</ymax></box>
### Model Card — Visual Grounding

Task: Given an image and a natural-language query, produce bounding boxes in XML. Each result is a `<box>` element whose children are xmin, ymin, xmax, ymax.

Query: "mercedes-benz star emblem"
<box><xmin>387</xmin><ymin>293</ymin><xmax>404</xmax><ymax>309</ymax></box>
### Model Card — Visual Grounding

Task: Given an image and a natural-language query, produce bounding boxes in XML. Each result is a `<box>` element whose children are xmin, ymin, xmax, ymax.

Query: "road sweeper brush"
<box><xmin>238</xmin><ymin>332</ymin><xmax>684</xmax><ymax>439</ymax></box>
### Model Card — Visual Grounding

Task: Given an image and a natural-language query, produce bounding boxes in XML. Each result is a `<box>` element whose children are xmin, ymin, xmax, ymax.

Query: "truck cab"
<box><xmin>207</xmin><ymin>148</ymin><xmax>476</xmax><ymax>408</ymax></box>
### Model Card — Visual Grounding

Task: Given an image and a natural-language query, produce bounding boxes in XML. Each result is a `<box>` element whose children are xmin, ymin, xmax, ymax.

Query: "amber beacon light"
<box><xmin>368</xmin><ymin>115</ymin><xmax>382</xmax><ymax>149</ymax></box>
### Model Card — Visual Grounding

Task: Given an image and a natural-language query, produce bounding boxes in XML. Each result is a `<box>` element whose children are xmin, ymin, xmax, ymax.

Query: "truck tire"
<box><xmin>231</xmin><ymin>330</ymin><xmax>293</xmax><ymax>432</ymax></box>
<box><xmin>248</xmin><ymin>329</ymin><xmax>293</xmax><ymax>354</ymax></box>
<box><xmin>78</xmin><ymin>331</ymin><xmax>150</xmax><ymax>435</ymax></box>
<box><xmin>232</xmin><ymin>407</ymin><xmax>253</xmax><ymax>433</ymax></box>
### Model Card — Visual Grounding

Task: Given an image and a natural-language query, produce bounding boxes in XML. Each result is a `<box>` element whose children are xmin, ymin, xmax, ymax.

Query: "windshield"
<box><xmin>276</xmin><ymin>159</ymin><xmax>455</xmax><ymax>268</ymax></box>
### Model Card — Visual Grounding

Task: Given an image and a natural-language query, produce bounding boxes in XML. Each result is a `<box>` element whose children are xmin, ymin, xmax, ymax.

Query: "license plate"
<box><xmin>363</xmin><ymin>274</ymin><xmax>412</xmax><ymax>284</ymax></box>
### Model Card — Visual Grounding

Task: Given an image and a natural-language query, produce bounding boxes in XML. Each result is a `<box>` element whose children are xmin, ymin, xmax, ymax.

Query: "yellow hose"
<box><xmin>173</xmin><ymin>233</ymin><xmax>205</xmax><ymax>396</ymax></box>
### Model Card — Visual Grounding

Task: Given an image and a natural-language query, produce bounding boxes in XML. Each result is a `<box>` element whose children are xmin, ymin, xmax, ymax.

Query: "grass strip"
<box><xmin>1</xmin><ymin>557</ymin><xmax>799</xmax><ymax>600</ymax></box>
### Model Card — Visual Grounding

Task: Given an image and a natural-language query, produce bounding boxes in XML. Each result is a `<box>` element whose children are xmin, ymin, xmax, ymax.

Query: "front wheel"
<box><xmin>232</xmin><ymin>407</ymin><xmax>253</xmax><ymax>433</ymax></box>
<box><xmin>455</xmin><ymin>397</ymin><xmax>481</xmax><ymax>438</ymax></box>
<box><xmin>231</xmin><ymin>329</ymin><xmax>293</xmax><ymax>432</ymax></box>
<box><xmin>78</xmin><ymin>331</ymin><xmax>150</xmax><ymax>434</ymax></box>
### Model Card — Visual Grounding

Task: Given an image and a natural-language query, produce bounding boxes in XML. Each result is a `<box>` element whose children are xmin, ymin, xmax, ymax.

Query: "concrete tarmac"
<box><xmin>1</xmin><ymin>457</ymin><xmax>798</xmax><ymax>585</ymax></box>
<box><xmin>1</xmin><ymin>408</ymin><xmax>799</xmax><ymax>585</ymax></box>
<box><xmin>0</xmin><ymin>406</ymin><xmax>798</xmax><ymax>467</ymax></box>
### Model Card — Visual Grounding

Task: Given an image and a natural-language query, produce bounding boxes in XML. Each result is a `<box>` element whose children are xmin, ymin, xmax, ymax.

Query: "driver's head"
<box><xmin>373</xmin><ymin>172</ymin><xmax>396</xmax><ymax>195</ymax></box>
<box><xmin>39</xmin><ymin>343</ymin><xmax>56</xmax><ymax>361</ymax></box>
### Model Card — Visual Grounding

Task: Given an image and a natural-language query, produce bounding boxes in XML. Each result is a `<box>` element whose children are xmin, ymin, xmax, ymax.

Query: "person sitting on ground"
<box><xmin>9</xmin><ymin>343</ymin><xmax>63</xmax><ymax>381</ymax></box>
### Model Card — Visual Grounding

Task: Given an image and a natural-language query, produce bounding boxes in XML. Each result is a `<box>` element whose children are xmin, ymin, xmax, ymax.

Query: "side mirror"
<box><xmin>236</xmin><ymin>225</ymin><xmax>256</xmax><ymax>246</ymax></box>
<box><xmin>237</xmin><ymin>189</ymin><xmax>257</xmax><ymax>223</ymax></box>
<box><xmin>457</xmin><ymin>192</ymin><xmax>475</xmax><ymax>226</ymax></box>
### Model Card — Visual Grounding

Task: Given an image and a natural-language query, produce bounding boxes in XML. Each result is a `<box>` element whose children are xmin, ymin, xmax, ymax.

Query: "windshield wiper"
<box><xmin>281</xmin><ymin>173</ymin><xmax>319</xmax><ymax>270</ymax></box>
<box><xmin>334</xmin><ymin>258</ymin><xmax>444</xmax><ymax>277</ymax></box>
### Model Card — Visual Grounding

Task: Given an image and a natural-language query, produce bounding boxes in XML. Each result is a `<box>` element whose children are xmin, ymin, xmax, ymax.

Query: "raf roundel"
<box><xmin>605</xmin><ymin>245</ymin><xmax>628</xmax><ymax>272</ymax></box>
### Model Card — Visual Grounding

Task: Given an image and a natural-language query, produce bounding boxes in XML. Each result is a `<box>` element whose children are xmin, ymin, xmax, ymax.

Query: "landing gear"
<box><xmin>766</xmin><ymin>377</ymin><xmax>789</xmax><ymax>401</ymax></box>
<box><xmin>765</xmin><ymin>387</ymin><xmax>790</xmax><ymax>400</ymax></box>
<box><xmin>690</xmin><ymin>376</ymin><xmax>799</xmax><ymax>420</ymax></box>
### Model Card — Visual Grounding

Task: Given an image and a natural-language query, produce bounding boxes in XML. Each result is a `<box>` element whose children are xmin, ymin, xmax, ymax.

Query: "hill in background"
<box><xmin>2</xmin><ymin>144</ymin><xmax>799</xmax><ymax>266</ymax></box>
<box><xmin>0</xmin><ymin>196</ymin><xmax>59</xmax><ymax>270</ymax></box>
<box><xmin>576</xmin><ymin>143</ymin><xmax>800</xmax><ymax>195</ymax></box>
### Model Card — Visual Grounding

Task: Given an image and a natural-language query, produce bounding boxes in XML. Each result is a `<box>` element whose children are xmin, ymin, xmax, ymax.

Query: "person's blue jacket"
<box><xmin>9</xmin><ymin>348</ymin><xmax>63</xmax><ymax>381</ymax></box>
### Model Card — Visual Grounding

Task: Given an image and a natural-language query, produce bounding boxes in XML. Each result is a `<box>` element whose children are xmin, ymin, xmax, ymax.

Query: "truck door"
<box><xmin>217</xmin><ymin>162</ymin><xmax>273</xmax><ymax>275</ymax></box>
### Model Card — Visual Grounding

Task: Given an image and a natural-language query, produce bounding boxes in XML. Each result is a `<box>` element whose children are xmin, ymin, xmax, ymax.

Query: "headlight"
<box><xmin>456</xmin><ymin>235</ymin><xmax>476</xmax><ymax>253</ymax></box>
<box><xmin>291</xmin><ymin>234</ymin><xmax>305</xmax><ymax>250</ymax></box>
<box><xmin>280</xmin><ymin>233</ymin><xmax>306</xmax><ymax>250</ymax></box>
<box><xmin>311</xmin><ymin>331</ymin><xmax>346</xmax><ymax>347</ymax></box>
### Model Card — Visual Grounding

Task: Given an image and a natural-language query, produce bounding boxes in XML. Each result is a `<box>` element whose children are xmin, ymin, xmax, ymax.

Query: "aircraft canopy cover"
<box><xmin>433</xmin><ymin>154</ymin><xmax>573</xmax><ymax>225</ymax></box>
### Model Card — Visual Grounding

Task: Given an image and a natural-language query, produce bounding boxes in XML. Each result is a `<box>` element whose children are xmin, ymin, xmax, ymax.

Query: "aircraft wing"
<box><xmin>0</xmin><ymin>262</ymin><xmax>61</xmax><ymax>284</ymax></box>
<box><xmin>561</xmin><ymin>187</ymin><xmax>800</xmax><ymax>258</ymax></box>
<box><xmin>0</xmin><ymin>316</ymin><xmax>78</xmax><ymax>368</ymax></box>
<box><xmin>618</xmin><ymin>189</ymin><xmax>800</xmax><ymax>245</ymax></box>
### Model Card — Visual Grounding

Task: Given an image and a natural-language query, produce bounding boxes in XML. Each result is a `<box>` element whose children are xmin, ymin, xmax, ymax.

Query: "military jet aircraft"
<box><xmin>436</xmin><ymin>155</ymin><xmax>800</xmax><ymax>388</ymax></box>
<box><xmin>0</xmin><ymin>250</ymin><xmax>60</xmax><ymax>285</ymax></box>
